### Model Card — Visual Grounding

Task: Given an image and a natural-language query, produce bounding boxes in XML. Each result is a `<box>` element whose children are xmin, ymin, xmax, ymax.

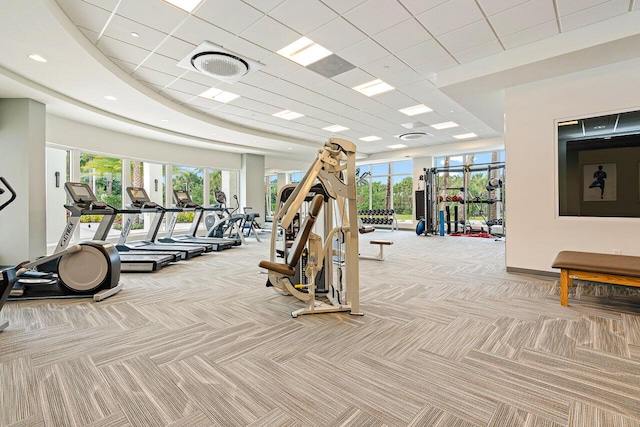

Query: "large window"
<box><xmin>172</xmin><ymin>166</ymin><xmax>204</xmax><ymax>205</ymax></box>
<box><xmin>80</xmin><ymin>154</ymin><xmax>123</xmax><ymax>208</ymax></box>
<box><xmin>265</xmin><ymin>174</ymin><xmax>277</xmax><ymax>218</ymax></box>
<box><xmin>356</xmin><ymin>160</ymin><xmax>413</xmax><ymax>221</ymax></box>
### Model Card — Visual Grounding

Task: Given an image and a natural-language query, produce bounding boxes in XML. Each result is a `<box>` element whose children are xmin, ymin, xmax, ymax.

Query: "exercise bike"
<box><xmin>0</xmin><ymin>177</ymin><xmax>17</xmax><ymax>331</ymax></box>
<box><xmin>8</xmin><ymin>180</ymin><xmax>123</xmax><ymax>302</ymax></box>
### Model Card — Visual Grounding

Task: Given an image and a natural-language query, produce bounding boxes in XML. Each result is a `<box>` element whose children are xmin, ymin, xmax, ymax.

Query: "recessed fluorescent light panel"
<box><xmin>431</xmin><ymin>121</ymin><xmax>459</xmax><ymax>130</ymax></box>
<box><xmin>352</xmin><ymin>79</ymin><xmax>394</xmax><ymax>97</ymax></box>
<box><xmin>273</xmin><ymin>110</ymin><xmax>304</xmax><ymax>120</ymax></box>
<box><xmin>28</xmin><ymin>54</ymin><xmax>47</xmax><ymax>63</ymax></box>
<box><xmin>104</xmin><ymin>95</ymin><xmax>117</xmax><ymax>101</ymax></box>
<box><xmin>359</xmin><ymin>136</ymin><xmax>381</xmax><ymax>142</ymax></box>
<box><xmin>163</xmin><ymin>0</ymin><xmax>202</xmax><ymax>12</ymax></box>
<box><xmin>453</xmin><ymin>133</ymin><xmax>477</xmax><ymax>139</ymax></box>
<box><xmin>387</xmin><ymin>144</ymin><xmax>407</xmax><ymax>149</ymax></box>
<box><xmin>323</xmin><ymin>125</ymin><xmax>349</xmax><ymax>132</ymax></box>
<box><xmin>399</xmin><ymin>104</ymin><xmax>432</xmax><ymax>116</ymax></box>
<box><xmin>198</xmin><ymin>87</ymin><xmax>240</xmax><ymax>103</ymax></box>
<box><xmin>558</xmin><ymin>120</ymin><xmax>579</xmax><ymax>126</ymax></box>
<box><xmin>277</xmin><ymin>37</ymin><xmax>332</xmax><ymax>66</ymax></box>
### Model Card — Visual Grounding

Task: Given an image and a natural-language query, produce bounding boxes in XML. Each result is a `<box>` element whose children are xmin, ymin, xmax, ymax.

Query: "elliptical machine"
<box><xmin>0</xmin><ymin>177</ymin><xmax>17</xmax><ymax>331</ymax></box>
<box><xmin>9</xmin><ymin>181</ymin><xmax>123</xmax><ymax>302</ymax></box>
<box><xmin>204</xmin><ymin>192</ymin><xmax>246</xmax><ymax>243</ymax></box>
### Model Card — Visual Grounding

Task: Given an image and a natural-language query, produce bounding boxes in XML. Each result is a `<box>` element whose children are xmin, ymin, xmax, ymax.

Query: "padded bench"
<box><xmin>552</xmin><ymin>251</ymin><xmax>640</xmax><ymax>306</ymax></box>
<box><xmin>360</xmin><ymin>240</ymin><xmax>393</xmax><ymax>261</ymax></box>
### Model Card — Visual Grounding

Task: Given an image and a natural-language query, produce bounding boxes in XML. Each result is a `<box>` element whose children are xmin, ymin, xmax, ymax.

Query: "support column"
<box><xmin>241</xmin><ymin>154</ymin><xmax>265</xmax><ymax>223</ymax></box>
<box><xmin>0</xmin><ymin>99</ymin><xmax>46</xmax><ymax>263</ymax></box>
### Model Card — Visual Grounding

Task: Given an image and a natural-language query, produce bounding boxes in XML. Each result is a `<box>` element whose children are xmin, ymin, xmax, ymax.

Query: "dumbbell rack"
<box><xmin>357</xmin><ymin>209</ymin><xmax>398</xmax><ymax>231</ymax></box>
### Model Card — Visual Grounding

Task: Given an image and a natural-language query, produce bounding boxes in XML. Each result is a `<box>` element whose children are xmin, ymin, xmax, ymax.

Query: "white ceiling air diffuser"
<box><xmin>177</xmin><ymin>41</ymin><xmax>264</xmax><ymax>84</ymax></box>
<box><xmin>398</xmin><ymin>132</ymin><xmax>428</xmax><ymax>140</ymax></box>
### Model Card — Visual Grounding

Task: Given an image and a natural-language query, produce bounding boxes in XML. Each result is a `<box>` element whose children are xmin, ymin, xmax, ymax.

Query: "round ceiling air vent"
<box><xmin>191</xmin><ymin>52</ymin><xmax>249</xmax><ymax>80</ymax></box>
<box><xmin>399</xmin><ymin>132</ymin><xmax>427</xmax><ymax>140</ymax></box>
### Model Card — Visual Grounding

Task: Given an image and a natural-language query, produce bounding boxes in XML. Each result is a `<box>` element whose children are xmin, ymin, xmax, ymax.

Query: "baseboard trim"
<box><xmin>506</xmin><ymin>267</ymin><xmax>559</xmax><ymax>279</ymax></box>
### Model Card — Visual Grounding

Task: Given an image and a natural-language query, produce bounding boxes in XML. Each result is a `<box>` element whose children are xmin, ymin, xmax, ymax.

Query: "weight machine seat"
<box><xmin>259</xmin><ymin>194</ymin><xmax>324</xmax><ymax>277</ymax></box>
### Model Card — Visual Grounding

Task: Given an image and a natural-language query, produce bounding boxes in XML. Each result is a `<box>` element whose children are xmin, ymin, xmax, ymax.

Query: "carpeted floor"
<box><xmin>1</xmin><ymin>230</ymin><xmax>640</xmax><ymax>426</ymax></box>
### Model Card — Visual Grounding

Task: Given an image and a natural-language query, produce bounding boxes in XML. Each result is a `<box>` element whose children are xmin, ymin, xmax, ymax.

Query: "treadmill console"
<box><xmin>64</xmin><ymin>182</ymin><xmax>107</xmax><ymax>209</ymax></box>
<box><xmin>126</xmin><ymin>187</ymin><xmax>159</xmax><ymax>209</ymax></box>
<box><xmin>173</xmin><ymin>190</ymin><xmax>198</xmax><ymax>209</ymax></box>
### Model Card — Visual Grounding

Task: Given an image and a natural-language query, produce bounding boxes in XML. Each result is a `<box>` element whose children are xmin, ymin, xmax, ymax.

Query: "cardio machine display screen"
<box><xmin>174</xmin><ymin>190</ymin><xmax>190</xmax><ymax>202</ymax></box>
<box><xmin>128</xmin><ymin>188</ymin><xmax>148</xmax><ymax>202</ymax></box>
<box><xmin>67</xmin><ymin>184</ymin><xmax>95</xmax><ymax>202</ymax></box>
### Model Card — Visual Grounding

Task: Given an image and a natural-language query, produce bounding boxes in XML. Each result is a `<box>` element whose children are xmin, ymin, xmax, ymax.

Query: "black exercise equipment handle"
<box><xmin>0</xmin><ymin>177</ymin><xmax>17</xmax><ymax>212</ymax></box>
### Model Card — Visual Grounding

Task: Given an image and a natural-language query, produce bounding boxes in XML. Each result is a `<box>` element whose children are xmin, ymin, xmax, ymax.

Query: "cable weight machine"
<box><xmin>417</xmin><ymin>162</ymin><xmax>505</xmax><ymax>237</ymax></box>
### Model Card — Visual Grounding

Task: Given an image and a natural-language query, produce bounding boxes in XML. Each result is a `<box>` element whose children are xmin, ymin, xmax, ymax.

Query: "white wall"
<box><xmin>47</xmin><ymin>115</ymin><xmax>241</xmax><ymax>170</ymax></box>
<box><xmin>0</xmin><ymin>99</ymin><xmax>46</xmax><ymax>264</ymax></box>
<box><xmin>505</xmin><ymin>57</ymin><xmax>640</xmax><ymax>273</ymax></box>
<box><xmin>45</xmin><ymin>147</ymin><xmax>68</xmax><ymax>244</ymax></box>
<box><xmin>241</xmin><ymin>154</ymin><xmax>266</xmax><ymax>224</ymax></box>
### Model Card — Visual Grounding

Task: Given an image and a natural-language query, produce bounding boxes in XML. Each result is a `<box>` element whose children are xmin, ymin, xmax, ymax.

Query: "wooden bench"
<box><xmin>360</xmin><ymin>240</ymin><xmax>393</xmax><ymax>261</ymax></box>
<box><xmin>552</xmin><ymin>251</ymin><xmax>640</xmax><ymax>306</ymax></box>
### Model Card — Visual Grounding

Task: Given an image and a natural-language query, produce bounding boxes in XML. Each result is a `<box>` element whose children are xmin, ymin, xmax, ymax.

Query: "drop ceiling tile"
<box><xmin>398</xmin><ymin>0</ymin><xmax>448</xmax><ymax>15</ymax></box>
<box><xmin>416</xmin><ymin>0</ymin><xmax>484</xmax><ymax>37</ymax></box>
<box><xmin>560</xmin><ymin>0</ymin><xmax>629</xmax><ymax>32</ymax></box>
<box><xmin>161</xmin><ymin>87</ymin><xmax>198</xmax><ymax>103</ymax></box>
<box><xmin>240</xmin><ymin>16</ymin><xmax>300</xmax><ymax>52</ymax></box>
<box><xmin>171</xmin><ymin>16</ymin><xmax>235</xmax><ymax>47</ymax></box>
<box><xmin>195</xmin><ymin>0</ymin><xmax>263</xmax><ymax>34</ymax></box>
<box><xmin>102</xmin><ymin>15</ymin><xmax>168</xmax><ymax>50</ymax></box>
<box><xmin>490</xmin><ymin>0</ymin><xmax>556</xmax><ymax>37</ymax></box>
<box><xmin>477</xmin><ymin>0</ymin><xmax>529</xmax><ymax>16</ymax></box>
<box><xmin>343</xmin><ymin>0</ymin><xmax>412</xmax><ymax>36</ymax></box>
<box><xmin>155</xmin><ymin>36</ymin><xmax>196</xmax><ymax>61</ymax></box>
<box><xmin>185</xmin><ymin>95</ymin><xmax>218</xmax><ymax>110</ymax></box>
<box><xmin>262</xmin><ymin>79</ymin><xmax>305</xmax><ymax>97</ymax></box>
<box><xmin>282</xmin><ymin>68</ymin><xmax>327</xmax><ymax>87</ymax></box>
<box><xmin>556</xmin><ymin>0</ymin><xmax>610</xmax><ymax>16</ymax></box>
<box><xmin>224</xmin><ymin>38</ymin><xmax>272</xmax><ymax>63</ymax></box>
<box><xmin>210</xmin><ymin>103</ymin><xmax>249</xmax><ymax>116</ymax></box>
<box><xmin>132</xmin><ymin>67</ymin><xmax>177</xmax><ymax>87</ymax></box>
<box><xmin>320</xmin><ymin>0</ymin><xmax>366</xmax><ymax>15</ymax></box>
<box><xmin>412</xmin><ymin>55</ymin><xmax>458</xmax><ymax>74</ymax></box>
<box><xmin>384</xmin><ymin>68</ymin><xmax>426</xmax><ymax>88</ymax></box>
<box><xmin>501</xmin><ymin>20</ymin><xmax>559</xmax><ymax>49</ymax></box>
<box><xmin>181</xmin><ymin>69</ymin><xmax>224</xmax><ymax>86</ymax></box>
<box><xmin>395</xmin><ymin>39</ymin><xmax>448</xmax><ymax>68</ymax></box>
<box><xmin>360</xmin><ymin>55</ymin><xmax>410</xmax><ymax>78</ymax></box>
<box><xmin>308</xmin><ymin>17</ymin><xmax>367</xmax><ymax>53</ymax></box>
<box><xmin>373</xmin><ymin>90</ymin><xmax>421</xmax><ymax>109</ymax></box>
<box><xmin>97</xmin><ymin>36</ymin><xmax>151</xmax><ymax>65</ymax></box>
<box><xmin>116</xmin><ymin>0</ymin><xmax>186</xmax><ymax>34</ymax></box>
<box><xmin>330</xmin><ymin>68</ymin><xmax>375</xmax><ymax>88</ymax></box>
<box><xmin>438</xmin><ymin>20</ymin><xmax>497</xmax><ymax>53</ymax></box>
<box><xmin>140</xmin><ymin>81</ymin><xmax>163</xmax><ymax>92</ymax></box>
<box><xmin>231</xmin><ymin>97</ymin><xmax>278</xmax><ymax>114</ymax></box>
<box><xmin>259</xmin><ymin>53</ymin><xmax>301</xmax><ymax>76</ymax></box>
<box><xmin>397</xmin><ymin>79</ymin><xmax>438</xmax><ymax>97</ymax></box>
<box><xmin>372</xmin><ymin>18</ymin><xmax>433</xmax><ymax>53</ymax></box>
<box><xmin>165</xmin><ymin>78</ymin><xmax>209</xmax><ymax>96</ymax></box>
<box><xmin>270</xmin><ymin>0</ymin><xmax>337</xmax><ymax>34</ymax></box>
<box><xmin>142</xmin><ymin>53</ymin><xmax>185</xmax><ymax>77</ymax></box>
<box><xmin>240</xmin><ymin>70</ymin><xmax>280</xmax><ymax>87</ymax></box>
<box><xmin>56</xmin><ymin>0</ymin><xmax>111</xmax><ymax>34</ymax></box>
<box><xmin>337</xmin><ymin>38</ymin><xmax>389</xmax><ymax>67</ymax></box>
<box><xmin>243</xmin><ymin>0</ymin><xmax>286</xmax><ymax>13</ymax></box>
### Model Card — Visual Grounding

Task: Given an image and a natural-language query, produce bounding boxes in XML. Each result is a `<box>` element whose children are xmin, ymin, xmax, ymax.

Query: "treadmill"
<box><xmin>159</xmin><ymin>189</ymin><xmax>237</xmax><ymax>250</ymax></box>
<box><xmin>120</xmin><ymin>187</ymin><xmax>211</xmax><ymax>258</ymax></box>
<box><xmin>64</xmin><ymin>182</ymin><xmax>179</xmax><ymax>273</ymax></box>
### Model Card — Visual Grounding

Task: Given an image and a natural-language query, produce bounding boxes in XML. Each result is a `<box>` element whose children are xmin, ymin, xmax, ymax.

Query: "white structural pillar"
<box><xmin>0</xmin><ymin>99</ymin><xmax>46</xmax><ymax>264</ymax></box>
<box><xmin>240</xmin><ymin>154</ymin><xmax>265</xmax><ymax>223</ymax></box>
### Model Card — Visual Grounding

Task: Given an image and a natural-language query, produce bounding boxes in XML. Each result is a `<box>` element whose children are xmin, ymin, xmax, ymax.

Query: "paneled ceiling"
<box><xmin>0</xmin><ymin>0</ymin><xmax>639</xmax><ymax>162</ymax></box>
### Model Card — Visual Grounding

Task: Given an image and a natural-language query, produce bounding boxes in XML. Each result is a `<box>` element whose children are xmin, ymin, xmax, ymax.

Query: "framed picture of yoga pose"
<box><xmin>583</xmin><ymin>163</ymin><xmax>616</xmax><ymax>201</ymax></box>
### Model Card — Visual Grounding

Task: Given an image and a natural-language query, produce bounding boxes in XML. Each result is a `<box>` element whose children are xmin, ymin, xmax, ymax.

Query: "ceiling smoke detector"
<box><xmin>177</xmin><ymin>41</ymin><xmax>263</xmax><ymax>84</ymax></box>
<box><xmin>398</xmin><ymin>132</ymin><xmax>429</xmax><ymax>141</ymax></box>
